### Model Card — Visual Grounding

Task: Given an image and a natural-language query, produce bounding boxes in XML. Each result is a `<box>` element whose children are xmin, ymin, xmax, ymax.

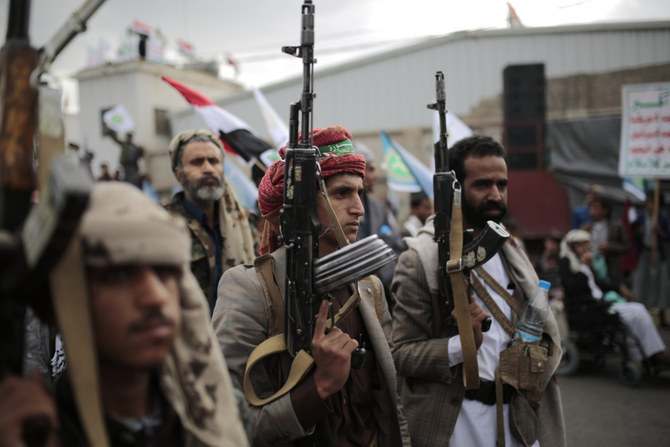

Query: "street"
<box><xmin>559</xmin><ymin>325</ymin><xmax>670</xmax><ymax>446</ymax></box>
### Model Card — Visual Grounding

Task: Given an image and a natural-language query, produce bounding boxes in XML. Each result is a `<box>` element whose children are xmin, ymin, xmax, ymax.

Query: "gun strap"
<box><xmin>469</xmin><ymin>273</ymin><xmax>516</xmax><ymax>337</ymax></box>
<box><xmin>318</xmin><ymin>177</ymin><xmax>350</xmax><ymax>249</ymax></box>
<box><xmin>474</xmin><ymin>266</ymin><xmax>524</xmax><ymax>318</ymax></box>
<box><xmin>447</xmin><ymin>187</ymin><xmax>480</xmax><ymax>390</ymax></box>
<box><xmin>243</xmin><ymin>259</ymin><xmax>360</xmax><ymax>407</ymax></box>
<box><xmin>50</xmin><ymin>232</ymin><xmax>110</xmax><ymax>447</ymax></box>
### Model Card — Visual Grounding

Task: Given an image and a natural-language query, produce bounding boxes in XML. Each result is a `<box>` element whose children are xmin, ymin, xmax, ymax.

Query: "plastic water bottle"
<box><xmin>515</xmin><ymin>280</ymin><xmax>551</xmax><ymax>342</ymax></box>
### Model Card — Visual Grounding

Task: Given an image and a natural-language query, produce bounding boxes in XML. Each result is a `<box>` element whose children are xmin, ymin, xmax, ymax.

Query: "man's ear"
<box><xmin>174</xmin><ymin>168</ymin><xmax>184</xmax><ymax>184</ymax></box>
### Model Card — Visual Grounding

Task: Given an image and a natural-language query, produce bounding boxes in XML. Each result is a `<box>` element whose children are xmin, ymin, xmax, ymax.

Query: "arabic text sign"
<box><xmin>619</xmin><ymin>83</ymin><xmax>670</xmax><ymax>178</ymax></box>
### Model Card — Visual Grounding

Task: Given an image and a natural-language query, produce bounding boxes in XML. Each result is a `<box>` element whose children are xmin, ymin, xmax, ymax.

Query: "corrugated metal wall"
<box><xmin>171</xmin><ymin>21</ymin><xmax>670</xmax><ymax>161</ymax></box>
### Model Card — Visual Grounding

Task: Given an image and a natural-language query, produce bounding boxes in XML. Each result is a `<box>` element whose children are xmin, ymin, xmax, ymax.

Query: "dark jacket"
<box><xmin>54</xmin><ymin>376</ymin><xmax>185</xmax><ymax>447</ymax></box>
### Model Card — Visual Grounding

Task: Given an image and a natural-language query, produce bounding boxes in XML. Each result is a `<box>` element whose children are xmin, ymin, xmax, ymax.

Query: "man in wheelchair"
<box><xmin>558</xmin><ymin>229</ymin><xmax>670</xmax><ymax>371</ymax></box>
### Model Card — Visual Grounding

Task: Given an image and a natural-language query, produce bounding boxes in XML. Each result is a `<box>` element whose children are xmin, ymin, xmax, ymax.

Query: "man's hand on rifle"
<box><xmin>0</xmin><ymin>371</ymin><xmax>60</xmax><ymax>447</ymax></box>
<box><xmin>312</xmin><ymin>300</ymin><xmax>359</xmax><ymax>400</ymax></box>
<box><xmin>451</xmin><ymin>295</ymin><xmax>491</xmax><ymax>350</ymax></box>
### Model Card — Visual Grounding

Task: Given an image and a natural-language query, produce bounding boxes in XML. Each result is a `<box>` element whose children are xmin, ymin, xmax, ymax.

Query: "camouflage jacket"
<box><xmin>166</xmin><ymin>193</ymin><xmax>219</xmax><ymax>307</ymax></box>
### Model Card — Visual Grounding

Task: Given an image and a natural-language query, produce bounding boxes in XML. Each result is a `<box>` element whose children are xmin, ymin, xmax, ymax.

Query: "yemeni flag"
<box><xmin>162</xmin><ymin>76</ymin><xmax>272</xmax><ymax>163</ymax></box>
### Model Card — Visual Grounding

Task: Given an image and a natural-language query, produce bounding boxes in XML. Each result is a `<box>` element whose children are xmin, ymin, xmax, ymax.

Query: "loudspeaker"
<box><xmin>503</xmin><ymin>64</ymin><xmax>546</xmax><ymax>170</ymax></box>
<box><xmin>503</xmin><ymin>64</ymin><xmax>546</xmax><ymax>121</ymax></box>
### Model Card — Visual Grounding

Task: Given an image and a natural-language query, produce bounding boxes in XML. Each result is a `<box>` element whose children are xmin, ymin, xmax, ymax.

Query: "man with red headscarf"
<box><xmin>212</xmin><ymin>126</ymin><xmax>410</xmax><ymax>447</ymax></box>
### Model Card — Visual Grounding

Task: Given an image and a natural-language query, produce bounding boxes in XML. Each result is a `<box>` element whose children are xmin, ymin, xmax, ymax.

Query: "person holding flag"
<box><xmin>166</xmin><ymin>129</ymin><xmax>255</xmax><ymax>311</ymax></box>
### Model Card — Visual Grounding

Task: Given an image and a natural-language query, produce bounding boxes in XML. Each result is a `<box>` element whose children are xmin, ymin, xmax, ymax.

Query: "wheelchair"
<box><xmin>553</xmin><ymin>298</ymin><xmax>646</xmax><ymax>386</ymax></box>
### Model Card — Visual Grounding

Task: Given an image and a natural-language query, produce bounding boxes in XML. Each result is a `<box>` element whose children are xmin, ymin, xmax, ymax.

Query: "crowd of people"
<box><xmin>2</xmin><ymin>124</ymin><xmax>668</xmax><ymax>447</ymax></box>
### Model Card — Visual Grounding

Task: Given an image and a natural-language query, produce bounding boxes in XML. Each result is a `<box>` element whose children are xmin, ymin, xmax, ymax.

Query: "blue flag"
<box><xmin>224</xmin><ymin>160</ymin><xmax>259</xmax><ymax>213</ymax></box>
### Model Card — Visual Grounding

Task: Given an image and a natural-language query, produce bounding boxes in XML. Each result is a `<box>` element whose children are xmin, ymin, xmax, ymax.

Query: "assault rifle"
<box><xmin>427</xmin><ymin>71</ymin><xmax>508</xmax><ymax>388</ymax></box>
<box><xmin>0</xmin><ymin>1</ymin><xmax>104</xmax><ymax>445</ymax></box>
<box><xmin>280</xmin><ymin>0</ymin><xmax>395</xmax><ymax>359</ymax></box>
<box><xmin>280</xmin><ymin>0</ymin><xmax>320</xmax><ymax>357</ymax></box>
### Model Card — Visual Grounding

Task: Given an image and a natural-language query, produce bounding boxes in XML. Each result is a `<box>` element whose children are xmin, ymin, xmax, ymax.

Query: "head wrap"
<box><xmin>77</xmin><ymin>182</ymin><xmax>248</xmax><ymax>446</ymax></box>
<box><xmin>81</xmin><ymin>183</ymin><xmax>190</xmax><ymax>267</ymax></box>
<box><xmin>168</xmin><ymin>129</ymin><xmax>225</xmax><ymax>174</ymax></box>
<box><xmin>167</xmin><ymin>128</ymin><xmax>256</xmax><ymax>273</ymax></box>
<box><xmin>559</xmin><ymin>229</ymin><xmax>591</xmax><ymax>273</ymax></box>
<box><xmin>257</xmin><ymin>125</ymin><xmax>366</xmax><ymax>254</ymax></box>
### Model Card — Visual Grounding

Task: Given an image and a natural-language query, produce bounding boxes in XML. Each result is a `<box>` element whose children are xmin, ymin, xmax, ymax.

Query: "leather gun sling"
<box><xmin>243</xmin><ymin>179</ymin><xmax>359</xmax><ymax>406</ymax></box>
<box><xmin>470</xmin><ymin>266</ymin><xmax>526</xmax><ymax>447</ymax></box>
<box><xmin>50</xmin><ymin>234</ymin><xmax>110</xmax><ymax>447</ymax></box>
<box><xmin>446</xmin><ymin>188</ymin><xmax>480</xmax><ymax>390</ymax></box>
<box><xmin>469</xmin><ymin>273</ymin><xmax>516</xmax><ymax>337</ymax></box>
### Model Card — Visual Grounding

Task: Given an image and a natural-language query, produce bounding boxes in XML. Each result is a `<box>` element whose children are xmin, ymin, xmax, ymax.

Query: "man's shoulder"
<box><xmin>165</xmin><ymin>192</ymin><xmax>186</xmax><ymax>214</ymax></box>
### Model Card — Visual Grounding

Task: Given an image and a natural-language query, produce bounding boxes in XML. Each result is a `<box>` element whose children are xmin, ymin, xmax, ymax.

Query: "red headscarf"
<box><xmin>257</xmin><ymin>125</ymin><xmax>366</xmax><ymax>254</ymax></box>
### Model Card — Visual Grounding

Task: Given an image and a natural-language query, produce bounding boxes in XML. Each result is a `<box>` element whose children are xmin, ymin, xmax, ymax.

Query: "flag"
<box><xmin>380</xmin><ymin>131</ymin><xmax>433</xmax><ymax>198</ymax></box>
<box><xmin>131</xmin><ymin>19</ymin><xmax>152</xmax><ymax>36</ymax></box>
<box><xmin>226</xmin><ymin>53</ymin><xmax>241</xmax><ymax>77</ymax></box>
<box><xmin>252</xmin><ymin>87</ymin><xmax>289</xmax><ymax>150</ymax></box>
<box><xmin>623</xmin><ymin>177</ymin><xmax>647</xmax><ymax>201</ymax></box>
<box><xmin>433</xmin><ymin>111</ymin><xmax>474</xmax><ymax>148</ymax></box>
<box><xmin>431</xmin><ymin>110</ymin><xmax>473</xmax><ymax>171</ymax></box>
<box><xmin>103</xmin><ymin>104</ymin><xmax>135</xmax><ymax>135</ymax></box>
<box><xmin>224</xmin><ymin>160</ymin><xmax>259</xmax><ymax>213</ymax></box>
<box><xmin>507</xmin><ymin>2</ymin><xmax>523</xmax><ymax>28</ymax></box>
<box><xmin>176</xmin><ymin>38</ymin><xmax>195</xmax><ymax>58</ymax></box>
<box><xmin>162</xmin><ymin>76</ymin><xmax>273</xmax><ymax>163</ymax></box>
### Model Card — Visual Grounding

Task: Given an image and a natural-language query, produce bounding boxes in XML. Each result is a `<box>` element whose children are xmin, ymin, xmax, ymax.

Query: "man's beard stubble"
<box><xmin>461</xmin><ymin>196</ymin><xmax>507</xmax><ymax>230</ymax></box>
<box><xmin>184</xmin><ymin>174</ymin><xmax>226</xmax><ymax>203</ymax></box>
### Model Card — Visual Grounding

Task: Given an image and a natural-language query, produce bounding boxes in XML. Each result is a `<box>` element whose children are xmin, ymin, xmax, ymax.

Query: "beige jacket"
<box><xmin>212</xmin><ymin>247</ymin><xmax>411</xmax><ymax>447</ymax></box>
<box><xmin>391</xmin><ymin>217</ymin><xmax>566</xmax><ymax>447</ymax></box>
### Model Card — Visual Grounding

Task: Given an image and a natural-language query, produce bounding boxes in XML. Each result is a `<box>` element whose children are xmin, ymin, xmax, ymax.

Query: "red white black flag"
<box><xmin>162</xmin><ymin>76</ymin><xmax>272</xmax><ymax>163</ymax></box>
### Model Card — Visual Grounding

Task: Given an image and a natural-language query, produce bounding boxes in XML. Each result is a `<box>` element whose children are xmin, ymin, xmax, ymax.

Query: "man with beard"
<box><xmin>166</xmin><ymin>129</ymin><xmax>255</xmax><ymax>311</ymax></box>
<box><xmin>391</xmin><ymin>135</ymin><xmax>566</xmax><ymax>446</ymax></box>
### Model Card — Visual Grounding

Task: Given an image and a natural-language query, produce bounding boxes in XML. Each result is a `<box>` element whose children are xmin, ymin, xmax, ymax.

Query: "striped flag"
<box><xmin>162</xmin><ymin>76</ymin><xmax>273</xmax><ymax>164</ymax></box>
<box><xmin>176</xmin><ymin>39</ymin><xmax>195</xmax><ymax>58</ymax></box>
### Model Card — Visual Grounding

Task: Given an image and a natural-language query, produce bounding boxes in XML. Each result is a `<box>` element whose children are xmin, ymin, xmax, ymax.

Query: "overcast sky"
<box><xmin>1</xmin><ymin>0</ymin><xmax>668</xmax><ymax>92</ymax></box>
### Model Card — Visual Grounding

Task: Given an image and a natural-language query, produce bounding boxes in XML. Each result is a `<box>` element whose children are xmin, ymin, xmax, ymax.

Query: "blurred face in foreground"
<box><xmin>89</xmin><ymin>264</ymin><xmax>182</xmax><ymax>370</ymax></box>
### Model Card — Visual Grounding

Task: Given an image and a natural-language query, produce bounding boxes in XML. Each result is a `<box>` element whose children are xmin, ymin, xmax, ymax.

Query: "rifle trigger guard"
<box><xmin>446</xmin><ymin>258</ymin><xmax>463</xmax><ymax>273</ymax></box>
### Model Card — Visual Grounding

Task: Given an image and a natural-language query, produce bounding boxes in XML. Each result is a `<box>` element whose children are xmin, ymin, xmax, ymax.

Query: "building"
<box><xmin>74</xmin><ymin>59</ymin><xmax>244</xmax><ymax>190</ymax></box>
<box><xmin>169</xmin><ymin>20</ymin><xmax>670</xmax><ymax>237</ymax></box>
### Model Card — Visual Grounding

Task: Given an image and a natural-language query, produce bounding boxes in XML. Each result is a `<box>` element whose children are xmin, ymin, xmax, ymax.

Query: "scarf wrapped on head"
<box><xmin>168</xmin><ymin>128</ymin><xmax>256</xmax><ymax>271</ymax></box>
<box><xmin>78</xmin><ymin>182</ymin><xmax>249</xmax><ymax>446</ymax></box>
<box><xmin>257</xmin><ymin>125</ymin><xmax>366</xmax><ymax>254</ymax></box>
<box><xmin>559</xmin><ymin>229</ymin><xmax>591</xmax><ymax>274</ymax></box>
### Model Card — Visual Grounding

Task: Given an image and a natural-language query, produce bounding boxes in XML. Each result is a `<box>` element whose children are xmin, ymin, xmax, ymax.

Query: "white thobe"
<box><xmin>447</xmin><ymin>254</ymin><xmax>540</xmax><ymax>447</ymax></box>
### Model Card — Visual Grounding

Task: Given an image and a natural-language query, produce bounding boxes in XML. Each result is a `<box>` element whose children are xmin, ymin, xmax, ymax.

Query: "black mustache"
<box><xmin>478</xmin><ymin>201</ymin><xmax>506</xmax><ymax>212</ymax></box>
<box><xmin>128</xmin><ymin>311</ymin><xmax>176</xmax><ymax>333</ymax></box>
<box><xmin>196</xmin><ymin>174</ymin><xmax>222</xmax><ymax>187</ymax></box>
